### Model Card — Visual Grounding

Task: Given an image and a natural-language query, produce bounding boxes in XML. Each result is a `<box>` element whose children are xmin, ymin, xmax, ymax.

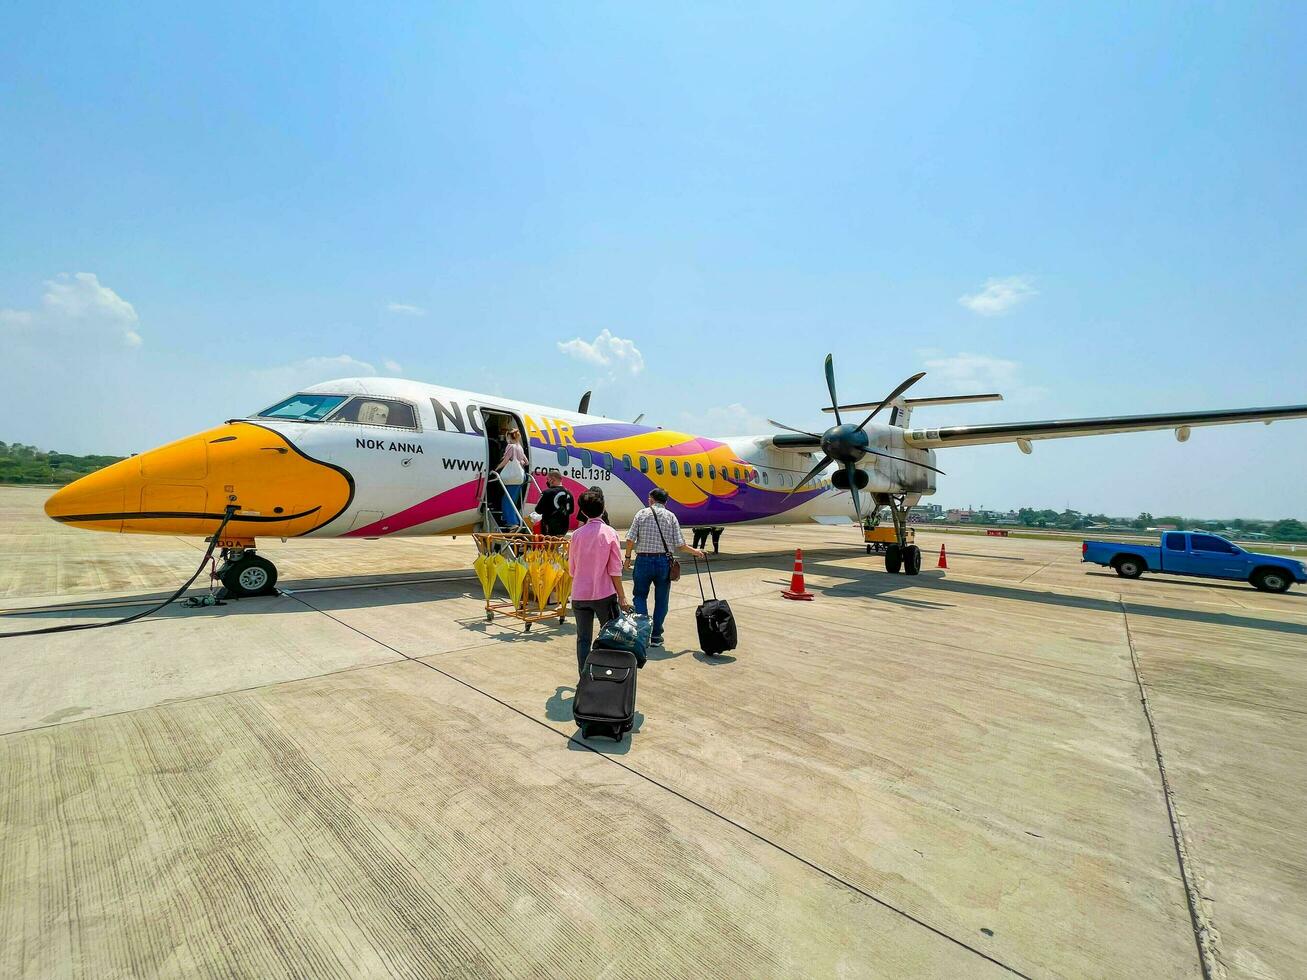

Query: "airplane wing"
<box><xmin>902</xmin><ymin>404</ymin><xmax>1307</xmax><ymax>450</ymax></box>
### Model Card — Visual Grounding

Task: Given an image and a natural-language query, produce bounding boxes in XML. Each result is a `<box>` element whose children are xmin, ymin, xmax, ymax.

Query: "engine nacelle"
<box><xmin>832</xmin><ymin>468</ymin><xmax>869</xmax><ymax>491</ymax></box>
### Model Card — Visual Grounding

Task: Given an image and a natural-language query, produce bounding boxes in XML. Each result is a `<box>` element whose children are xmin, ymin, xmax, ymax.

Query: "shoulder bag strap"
<box><xmin>652</xmin><ymin>508</ymin><xmax>673</xmax><ymax>557</ymax></box>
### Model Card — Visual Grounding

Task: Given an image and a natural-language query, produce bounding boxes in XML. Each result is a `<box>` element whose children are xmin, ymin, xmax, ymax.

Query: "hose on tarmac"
<box><xmin>0</xmin><ymin>506</ymin><xmax>238</xmax><ymax>640</ymax></box>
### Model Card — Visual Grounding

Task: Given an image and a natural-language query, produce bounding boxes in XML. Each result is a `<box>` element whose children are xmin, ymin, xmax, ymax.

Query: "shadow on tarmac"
<box><xmin>797</xmin><ymin>558</ymin><xmax>1307</xmax><ymax>637</ymax></box>
<box><xmin>11</xmin><ymin>548</ymin><xmax>1306</xmax><ymax>640</ymax></box>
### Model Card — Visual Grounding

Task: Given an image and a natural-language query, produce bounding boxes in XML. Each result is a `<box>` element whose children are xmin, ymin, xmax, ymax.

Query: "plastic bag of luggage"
<box><xmin>574</xmin><ymin>647</ymin><xmax>638</xmax><ymax>741</ymax></box>
<box><xmin>595</xmin><ymin>612</ymin><xmax>652</xmax><ymax>665</ymax></box>
<box><xmin>693</xmin><ymin>556</ymin><xmax>737</xmax><ymax>655</ymax></box>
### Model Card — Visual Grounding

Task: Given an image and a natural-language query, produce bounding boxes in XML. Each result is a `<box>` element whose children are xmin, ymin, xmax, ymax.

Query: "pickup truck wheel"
<box><xmin>1113</xmin><ymin>555</ymin><xmax>1145</xmax><ymax>579</ymax></box>
<box><xmin>1251</xmin><ymin>568</ymin><xmax>1292</xmax><ymax>593</ymax></box>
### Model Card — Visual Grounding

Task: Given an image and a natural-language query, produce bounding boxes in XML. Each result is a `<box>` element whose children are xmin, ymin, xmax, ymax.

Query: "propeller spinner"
<box><xmin>770</xmin><ymin>355</ymin><xmax>942</xmax><ymax>519</ymax></box>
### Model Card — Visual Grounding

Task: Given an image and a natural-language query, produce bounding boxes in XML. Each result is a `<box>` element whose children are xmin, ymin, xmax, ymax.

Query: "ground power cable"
<box><xmin>0</xmin><ymin>507</ymin><xmax>238</xmax><ymax>640</ymax></box>
<box><xmin>282</xmin><ymin>589</ymin><xmax>1031</xmax><ymax>978</ymax></box>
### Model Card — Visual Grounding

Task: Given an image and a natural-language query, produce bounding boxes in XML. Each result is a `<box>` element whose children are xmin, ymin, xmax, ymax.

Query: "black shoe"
<box><xmin>650</xmin><ymin>635</ymin><xmax>664</xmax><ymax>647</ymax></box>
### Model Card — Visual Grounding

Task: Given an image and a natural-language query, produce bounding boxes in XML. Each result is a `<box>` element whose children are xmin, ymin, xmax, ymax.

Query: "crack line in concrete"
<box><xmin>1120</xmin><ymin>599</ymin><xmax>1222</xmax><ymax>980</ymax></box>
<box><xmin>285</xmin><ymin>590</ymin><xmax>1033</xmax><ymax>978</ymax></box>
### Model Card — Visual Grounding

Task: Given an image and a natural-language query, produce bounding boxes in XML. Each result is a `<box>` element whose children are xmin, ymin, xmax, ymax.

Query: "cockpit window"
<box><xmin>257</xmin><ymin>393</ymin><xmax>347</xmax><ymax>421</ymax></box>
<box><xmin>326</xmin><ymin>397</ymin><xmax>418</xmax><ymax>430</ymax></box>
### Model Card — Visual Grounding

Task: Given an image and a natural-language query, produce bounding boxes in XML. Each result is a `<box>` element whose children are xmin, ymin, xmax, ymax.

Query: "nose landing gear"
<box><xmin>216</xmin><ymin>548</ymin><xmax>279</xmax><ymax>598</ymax></box>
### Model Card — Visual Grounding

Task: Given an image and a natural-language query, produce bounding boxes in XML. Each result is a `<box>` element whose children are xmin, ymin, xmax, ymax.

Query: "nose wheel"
<box><xmin>217</xmin><ymin>550</ymin><xmax>279</xmax><ymax>598</ymax></box>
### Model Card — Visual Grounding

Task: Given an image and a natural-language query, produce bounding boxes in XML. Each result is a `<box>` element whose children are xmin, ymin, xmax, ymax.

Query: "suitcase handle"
<box><xmin>691</xmin><ymin>554</ymin><xmax>718</xmax><ymax>601</ymax></box>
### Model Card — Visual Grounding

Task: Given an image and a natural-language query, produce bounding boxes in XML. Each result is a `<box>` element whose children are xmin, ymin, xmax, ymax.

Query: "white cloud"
<box><xmin>922</xmin><ymin>351</ymin><xmax>1047</xmax><ymax>404</ymax></box>
<box><xmin>248</xmin><ymin>354</ymin><xmax>378</xmax><ymax>397</ymax></box>
<box><xmin>683</xmin><ymin>402</ymin><xmax>769</xmax><ymax>436</ymax></box>
<box><xmin>1</xmin><ymin>272</ymin><xmax>142</xmax><ymax>347</ymax></box>
<box><xmin>557</xmin><ymin>329</ymin><xmax>645</xmax><ymax>376</ymax></box>
<box><xmin>385</xmin><ymin>302</ymin><xmax>425</xmax><ymax>316</ymax></box>
<box><xmin>958</xmin><ymin>275</ymin><xmax>1036</xmax><ymax>317</ymax></box>
<box><xmin>382</xmin><ymin>358</ymin><xmax>404</xmax><ymax>373</ymax></box>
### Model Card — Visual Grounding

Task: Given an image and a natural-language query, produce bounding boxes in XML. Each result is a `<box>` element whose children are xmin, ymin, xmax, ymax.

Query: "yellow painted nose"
<box><xmin>45</xmin><ymin>422</ymin><xmax>353</xmax><ymax>538</ymax></box>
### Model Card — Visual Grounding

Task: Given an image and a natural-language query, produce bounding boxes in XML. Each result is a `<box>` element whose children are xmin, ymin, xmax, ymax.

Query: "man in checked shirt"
<box><xmin>622</xmin><ymin>487</ymin><xmax>704</xmax><ymax>647</ymax></box>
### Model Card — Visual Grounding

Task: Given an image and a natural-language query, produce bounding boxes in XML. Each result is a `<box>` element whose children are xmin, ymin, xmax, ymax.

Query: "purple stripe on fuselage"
<box><xmin>569</xmin><ymin>422</ymin><xmax>663</xmax><ymax>442</ymax></box>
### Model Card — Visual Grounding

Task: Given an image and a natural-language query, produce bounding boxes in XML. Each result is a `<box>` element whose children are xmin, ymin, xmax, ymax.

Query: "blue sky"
<box><xmin>2</xmin><ymin>2</ymin><xmax>1304</xmax><ymax>517</ymax></box>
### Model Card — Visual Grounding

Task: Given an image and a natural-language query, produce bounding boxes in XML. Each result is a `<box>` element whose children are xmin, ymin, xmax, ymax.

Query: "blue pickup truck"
<box><xmin>1082</xmin><ymin>532</ymin><xmax>1307</xmax><ymax>593</ymax></box>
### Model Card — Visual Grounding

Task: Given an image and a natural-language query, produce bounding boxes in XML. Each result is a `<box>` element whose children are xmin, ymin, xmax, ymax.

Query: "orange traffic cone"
<box><xmin>782</xmin><ymin>549</ymin><xmax>815</xmax><ymax>600</ymax></box>
<box><xmin>937</xmin><ymin>543</ymin><xmax>948</xmax><ymax>569</ymax></box>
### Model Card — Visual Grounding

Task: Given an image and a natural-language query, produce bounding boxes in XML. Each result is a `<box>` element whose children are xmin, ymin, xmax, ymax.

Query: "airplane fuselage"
<box><xmin>44</xmin><ymin>377</ymin><xmax>938</xmax><ymax>540</ymax></box>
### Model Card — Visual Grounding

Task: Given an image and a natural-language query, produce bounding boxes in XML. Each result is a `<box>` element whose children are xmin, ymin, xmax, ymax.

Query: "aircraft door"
<box><xmin>480</xmin><ymin>407</ymin><xmax>534</xmax><ymax>527</ymax></box>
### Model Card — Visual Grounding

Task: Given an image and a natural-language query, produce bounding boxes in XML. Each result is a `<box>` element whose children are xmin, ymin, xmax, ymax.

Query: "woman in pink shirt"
<box><xmin>568</xmin><ymin>487</ymin><xmax>629</xmax><ymax>674</ymax></box>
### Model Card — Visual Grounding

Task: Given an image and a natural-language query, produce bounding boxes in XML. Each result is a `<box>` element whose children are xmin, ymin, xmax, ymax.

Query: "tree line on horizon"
<box><xmin>0</xmin><ymin>442</ymin><xmax>126</xmax><ymax>486</ymax></box>
<box><xmin>1009</xmin><ymin>507</ymin><xmax>1307</xmax><ymax>542</ymax></box>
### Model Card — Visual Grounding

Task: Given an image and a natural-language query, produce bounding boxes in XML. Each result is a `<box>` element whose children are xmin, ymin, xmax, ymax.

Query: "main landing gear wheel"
<box><xmin>902</xmin><ymin>545</ymin><xmax>922</xmax><ymax>576</ymax></box>
<box><xmin>218</xmin><ymin>553</ymin><xmax>278</xmax><ymax>598</ymax></box>
<box><xmin>885</xmin><ymin>543</ymin><xmax>902</xmax><ymax>575</ymax></box>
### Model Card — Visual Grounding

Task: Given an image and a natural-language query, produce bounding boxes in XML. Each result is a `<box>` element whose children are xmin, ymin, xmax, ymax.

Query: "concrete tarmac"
<box><xmin>2</xmin><ymin>486</ymin><xmax>1304</xmax><ymax>978</ymax></box>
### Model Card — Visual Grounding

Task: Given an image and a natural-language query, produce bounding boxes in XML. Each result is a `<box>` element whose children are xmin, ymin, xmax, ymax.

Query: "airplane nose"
<box><xmin>44</xmin><ymin>422</ymin><xmax>352</xmax><ymax>538</ymax></box>
<box><xmin>44</xmin><ymin>461</ymin><xmax>134</xmax><ymax>532</ymax></box>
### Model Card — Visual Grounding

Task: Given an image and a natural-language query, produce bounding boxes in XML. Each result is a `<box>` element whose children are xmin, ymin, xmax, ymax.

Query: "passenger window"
<box><xmin>557</xmin><ymin>446</ymin><xmax>569</xmax><ymax>466</ymax></box>
<box><xmin>708</xmin><ymin>465</ymin><xmax>716</xmax><ymax>479</ymax></box>
<box><xmin>328</xmin><ymin>397</ymin><xmax>418</xmax><ymax>429</ymax></box>
<box><xmin>1192</xmin><ymin>534</ymin><xmax>1237</xmax><ymax>554</ymax></box>
<box><xmin>602</xmin><ymin>452</ymin><xmax>614</xmax><ymax>472</ymax></box>
<box><xmin>670</xmin><ymin>460</ymin><xmax>679</xmax><ymax>476</ymax></box>
<box><xmin>733</xmin><ymin>467</ymin><xmax>741</xmax><ymax>480</ymax></box>
<box><xmin>639</xmin><ymin>456</ymin><xmax>649</xmax><ymax>474</ymax></box>
<box><xmin>654</xmin><ymin>458</ymin><xmax>664</xmax><ymax>475</ymax></box>
<box><xmin>1164</xmin><ymin>533</ymin><xmax>1186</xmax><ymax>551</ymax></box>
<box><xmin>762</xmin><ymin>471</ymin><xmax>769</xmax><ymax>486</ymax></box>
<box><xmin>622</xmin><ymin>454</ymin><xmax>632</xmax><ymax>471</ymax></box>
<box><xmin>579</xmin><ymin>449</ymin><xmax>593</xmax><ymax>467</ymax></box>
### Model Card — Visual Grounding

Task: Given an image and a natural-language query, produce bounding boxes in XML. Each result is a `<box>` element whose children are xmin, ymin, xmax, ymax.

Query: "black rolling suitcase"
<box><xmin>693</xmin><ymin>557</ymin><xmax>738</xmax><ymax>655</ymax></box>
<box><xmin>574</xmin><ymin>646</ymin><xmax>638</xmax><ymax>741</ymax></box>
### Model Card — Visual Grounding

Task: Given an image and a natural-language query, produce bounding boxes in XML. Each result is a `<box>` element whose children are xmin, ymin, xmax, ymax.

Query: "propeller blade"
<box><xmin>787</xmin><ymin>454</ymin><xmax>832</xmax><ymax>495</ymax></box>
<box><xmin>824</xmin><ymin>354</ymin><xmax>842</xmax><ymax>425</ymax></box>
<box><xmin>578</xmin><ymin>390</ymin><xmax>592</xmax><ymax>414</ymax></box>
<box><xmin>863</xmin><ymin>447</ymin><xmax>946</xmax><ymax>475</ymax></box>
<box><xmin>768</xmin><ymin>419</ymin><xmax>822</xmax><ymax>438</ymax></box>
<box><xmin>856</xmin><ymin>372</ymin><xmax>927</xmax><ymax>430</ymax></box>
<box><xmin>846</xmin><ymin>464</ymin><xmax>863</xmax><ymax>520</ymax></box>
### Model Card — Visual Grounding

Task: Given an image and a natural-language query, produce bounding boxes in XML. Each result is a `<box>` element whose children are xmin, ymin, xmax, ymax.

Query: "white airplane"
<box><xmin>44</xmin><ymin>355</ymin><xmax>1307</xmax><ymax>597</ymax></box>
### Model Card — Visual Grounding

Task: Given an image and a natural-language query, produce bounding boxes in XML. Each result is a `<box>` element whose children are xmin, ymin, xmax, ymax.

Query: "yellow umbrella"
<box><xmin>473</xmin><ymin>552</ymin><xmax>498</xmax><ymax>600</ymax></box>
<box><xmin>529</xmin><ymin>560</ymin><xmax>562</xmax><ymax>611</ymax></box>
<box><xmin>554</xmin><ymin>569</ymin><xmax>573</xmax><ymax>608</ymax></box>
<box><xmin>498</xmin><ymin>557</ymin><xmax>528</xmax><ymax>608</ymax></box>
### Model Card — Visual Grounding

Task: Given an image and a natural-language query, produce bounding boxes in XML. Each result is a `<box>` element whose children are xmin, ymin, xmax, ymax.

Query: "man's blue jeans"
<box><xmin>632</xmin><ymin>554</ymin><xmax>672</xmax><ymax>639</ymax></box>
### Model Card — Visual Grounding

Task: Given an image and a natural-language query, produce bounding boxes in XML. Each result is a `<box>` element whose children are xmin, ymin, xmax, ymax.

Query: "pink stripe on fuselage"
<box><xmin>343</xmin><ymin>478</ymin><xmax>483</xmax><ymax>536</ymax></box>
